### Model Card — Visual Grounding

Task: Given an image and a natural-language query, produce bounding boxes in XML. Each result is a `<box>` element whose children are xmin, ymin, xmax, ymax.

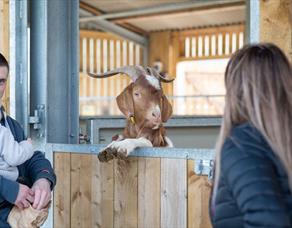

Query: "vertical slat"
<box><xmin>114</xmin><ymin>158</ymin><xmax>138</xmax><ymax>228</ymax></box>
<box><xmin>71</xmin><ymin>154</ymin><xmax>92</xmax><ymax>228</ymax></box>
<box><xmin>187</xmin><ymin>160</ymin><xmax>212</xmax><ymax>228</ymax></box>
<box><xmin>82</xmin><ymin>38</ymin><xmax>87</xmax><ymax>97</ymax></box>
<box><xmin>91</xmin><ymin>157</ymin><xmax>114</xmax><ymax>228</ymax></box>
<box><xmin>232</xmin><ymin>32</ymin><xmax>237</xmax><ymax>53</ymax></box>
<box><xmin>86</xmin><ymin>38</ymin><xmax>91</xmax><ymax>97</ymax></box>
<box><xmin>89</xmin><ymin>38</ymin><xmax>94</xmax><ymax>97</ymax></box>
<box><xmin>109</xmin><ymin>40</ymin><xmax>115</xmax><ymax>115</ymax></box>
<box><xmin>138</xmin><ymin>158</ymin><xmax>161</xmax><ymax>228</ymax></box>
<box><xmin>54</xmin><ymin>153</ymin><xmax>71</xmax><ymax>228</ymax></box>
<box><xmin>161</xmin><ymin>158</ymin><xmax>187</xmax><ymax>228</ymax></box>
<box><xmin>179</xmin><ymin>36</ymin><xmax>186</xmax><ymax>58</ymax></box>
<box><xmin>191</xmin><ymin>37</ymin><xmax>196</xmax><ymax>57</ymax></box>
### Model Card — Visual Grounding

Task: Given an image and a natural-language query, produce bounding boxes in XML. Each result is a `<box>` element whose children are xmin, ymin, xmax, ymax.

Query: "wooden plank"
<box><xmin>71</xmin><ymin>154</ymin><xmax>92</xmax><ymax>228</ymax></box>
<box><xmin>91</xmin><ymin>156</ymin><xmax>114</xmax><ymax>228</ymax></box>
<box><xmin>187</xmin><ymin>160</ymin><xmax>212</xmax><ymax>228</ymax></box>
<box><xmin>54</xmin><ymin>152</ymin><xmax>71</xmax><ymax>228</ymax></box>
<box><xmin>114</xmin><ymin>158</ymin><xmax>138</xmax><ymax>228</ymax></box>
<box><xmin>161</xmin><ymin>158</ymin><xmax>187</xmax><ymax>228</ymax></box>
<box><xmin>80</xmin><ymin>30</ymin><xmax>123</xmax><ymax>41</ymax></box>
<box><xmin>138</xmin><ymin>158</ymin><xmax>161</xmax><ymax>228</ymax></box>
<box><xmin>0</xmin><ymin>0</ymin><xmax>10</xmax><ymax>111</ymax></box>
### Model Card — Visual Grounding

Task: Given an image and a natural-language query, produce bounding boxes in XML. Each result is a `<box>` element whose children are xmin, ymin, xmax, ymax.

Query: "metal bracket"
<box><xmin>194</xmin><ymin>159</ymin><xmax>214</xmax><ymax>180</ymax></box>
<box><xmin>29</xmin><ymin>104</ymin><xmax>45</xmax><ymax>137</ymax></box>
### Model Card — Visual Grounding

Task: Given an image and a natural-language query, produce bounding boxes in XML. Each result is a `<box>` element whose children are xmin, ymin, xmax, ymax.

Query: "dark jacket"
<box><xmin>0</xmin><ymin>115</ymin><xmax>56</xmax><ymax>227</ymax></box>
<box><xmin>211</xmin><ymin>123</ymin><xmax>292</xmax><ymax>227</ymax></box>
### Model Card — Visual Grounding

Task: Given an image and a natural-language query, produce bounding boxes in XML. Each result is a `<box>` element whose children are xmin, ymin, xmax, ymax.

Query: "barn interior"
<box><xmin>0</xmin><ymin>0</ymin><xmax>291</xmax><ymax>227</ymax></box>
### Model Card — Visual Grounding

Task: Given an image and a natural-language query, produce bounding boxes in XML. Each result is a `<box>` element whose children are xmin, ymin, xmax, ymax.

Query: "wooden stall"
<box><xmin>79</xmin><ymin>24</ymin><xmax>245</xmax><ymax>116</ymax></box>
<box><xmin>54</xmin><ymin>151</ymin><xmax>212</xmax><ymax>228</ymax></box>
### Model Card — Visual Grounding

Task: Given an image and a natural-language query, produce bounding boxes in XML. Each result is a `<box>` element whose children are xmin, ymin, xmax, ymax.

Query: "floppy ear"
<box><xmin>161</xmin><ymin>95</ymin><xmax>172</xmax><ymax>122</ymax></box>
<box><xmin>116</xmin><ymin>84</ymin><xmax>134</xmax><ymax>118</ymax></box>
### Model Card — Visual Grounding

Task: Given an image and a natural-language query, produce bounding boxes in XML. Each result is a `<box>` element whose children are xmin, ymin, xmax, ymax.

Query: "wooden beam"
<box><xmin>116</xmin><ymin>22</ymin><xmax>149</xmax><ymax>37</ymax></box>
<box><xmin>110</xmin><ymin>2</ymin><xmax>245</xmax><ymax>24</ymax></box>
<box><xmin>79</xmin><ymin>1</ymin><xmax>104</xmax><ymax>15</ymax></box>
<box><xmin>80</xmin><ymin>1</ymin><xmax>148</xmax><ymax>41</ymax></box>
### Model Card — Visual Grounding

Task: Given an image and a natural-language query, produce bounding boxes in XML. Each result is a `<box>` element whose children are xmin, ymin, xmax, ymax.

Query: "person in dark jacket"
<box><xmin>0</xmin><ymin>53</ymin><xmax>56</xmax><ymax>227</ymax></box>
<box><xmin>210</xmin><ymin>43</ymin><xmax>292</xmax><ymax>227</ymax></box>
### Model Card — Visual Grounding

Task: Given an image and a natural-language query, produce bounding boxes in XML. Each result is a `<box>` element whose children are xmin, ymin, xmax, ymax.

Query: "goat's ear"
<box><xmin>161</xmin><ymin>95</ymin><xmax>172</xmax><ymax>122</ymax></box>
<box><xmin>116</xmin><ymin>84</ymin><xmax>134</xmax><ymax>118</ymax></box>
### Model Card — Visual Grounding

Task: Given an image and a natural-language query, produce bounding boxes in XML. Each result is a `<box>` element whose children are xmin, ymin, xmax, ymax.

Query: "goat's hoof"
<box><xmin>98</xmin><ymin>148</ymin><xmax>115</xmax><ymax>162</ymax></box>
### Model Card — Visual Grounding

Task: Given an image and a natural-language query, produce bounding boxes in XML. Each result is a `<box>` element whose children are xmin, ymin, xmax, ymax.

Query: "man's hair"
<box><xmin>0</xmin><ymin>53</ymin><xmax>9</xmax><ymax>72</ymax></box>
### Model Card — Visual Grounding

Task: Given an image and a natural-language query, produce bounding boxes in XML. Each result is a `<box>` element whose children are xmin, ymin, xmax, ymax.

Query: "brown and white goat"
<box><xmin>88</xmin><ymin>66</ymin><xmax>174</xmax><ymax>162</ymax></box>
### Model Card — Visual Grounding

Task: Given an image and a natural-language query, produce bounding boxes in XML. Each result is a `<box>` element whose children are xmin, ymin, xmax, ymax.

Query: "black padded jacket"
<box><xmin>211</xmin><ymin>123</ymin><xmax>292</xmax><ymax>227</ymax></box>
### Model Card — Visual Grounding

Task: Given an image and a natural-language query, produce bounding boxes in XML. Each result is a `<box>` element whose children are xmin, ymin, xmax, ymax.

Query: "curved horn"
<box><xmin>88</xmin><ymin>66</ymin><xmax>146</xmax><ymax>82</ymax></box>
<box><xmin>146</xmin><ymin>67</ymin><xmax>174</xmax><ymax>83</ymax></box>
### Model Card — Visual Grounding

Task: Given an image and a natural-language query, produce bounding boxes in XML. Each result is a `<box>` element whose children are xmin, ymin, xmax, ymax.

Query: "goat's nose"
<box><xmin>152</xmin><ymin>109</ymin><xmax>161</xmax><ymax>120</ymax></box>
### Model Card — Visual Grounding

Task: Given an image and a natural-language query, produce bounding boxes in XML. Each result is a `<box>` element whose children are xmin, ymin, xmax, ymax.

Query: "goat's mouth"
<box><xmin>151</xmin><ymin>122</ymin><xmax>162</xmax><ymax>130</ymax></box>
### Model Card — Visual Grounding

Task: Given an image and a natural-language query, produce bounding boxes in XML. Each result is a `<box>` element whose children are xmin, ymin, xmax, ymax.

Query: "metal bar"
<box><xmin>79</xmin><ymin>0</ymin><xmax>245</xmax><ymax>22</ymax></box>
<box><xmin>87</xmin><ymin>116</ymin><xmax>222</xmax><ymax>129</ymax></box>
<box><xmin>9</xmin><ymin>0</ymin><xmax>29</xmax><ymax>134</ymax></box>
<box><xmin>30</xmin><ymin>0</ymin><xmax>79</xmax><ymax>146</ymax></box>
<box><xmin>245</xmin><ymin>0</ymin><xmax>260</xmax><ymax>43</ymax></box>
<box><xmin>49</xmin><ymin>143</ymin><xmax>215</xmax><ymax>160</ymax></box>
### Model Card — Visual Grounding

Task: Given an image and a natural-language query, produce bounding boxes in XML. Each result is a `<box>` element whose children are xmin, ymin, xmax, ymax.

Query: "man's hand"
<box><xmin>31</xmin><ymin>178</ymin><xmax>51</xmax><ymax>210</ymax></box>
<box><xmin>14</xmin><ymin>183</ymin><xmax>34</xmax><ymax>210</ymax></box>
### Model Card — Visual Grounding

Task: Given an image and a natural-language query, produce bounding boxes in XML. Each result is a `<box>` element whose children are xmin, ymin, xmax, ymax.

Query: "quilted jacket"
<box><xmin>211</xmin><ymin>123</ymin><xmax>292</xmax><ymax>227</ymax></box>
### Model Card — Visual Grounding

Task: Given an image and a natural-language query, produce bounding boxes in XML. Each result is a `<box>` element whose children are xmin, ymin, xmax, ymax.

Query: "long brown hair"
<box><xmin>213</xmin><ymin>43</ymin><xmax>292</xmax><ymax>201</ymax></box>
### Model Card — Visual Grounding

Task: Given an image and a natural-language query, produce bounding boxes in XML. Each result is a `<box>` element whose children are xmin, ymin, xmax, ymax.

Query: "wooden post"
<box><xmin>0</xmin><ymin>0</ymin><xmax>10</xmax><ymax>111</ymax></box>
<box><xmin>260</xmin><ymin>0</ymin><xmax>292</xmax><ymax>61</ymax></box>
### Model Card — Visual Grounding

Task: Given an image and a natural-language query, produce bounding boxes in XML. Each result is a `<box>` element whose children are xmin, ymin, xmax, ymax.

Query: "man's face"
<box><xmin>0</xmin><ymin>66</ymin><xmax>8</xmax><ymax>100</ymax></box>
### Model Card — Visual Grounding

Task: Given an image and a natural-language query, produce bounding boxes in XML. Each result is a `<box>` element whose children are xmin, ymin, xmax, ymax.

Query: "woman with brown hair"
<box><xmin>210</xmin><ymin>43</ymin><xmax>292</xmax><ymax>227</ymax></box>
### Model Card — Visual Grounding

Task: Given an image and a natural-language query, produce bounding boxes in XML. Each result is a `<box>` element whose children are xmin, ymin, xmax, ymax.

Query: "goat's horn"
<box><xmin>88</xmin><ymin>66</ymin><xmax>146</xmax><ymax>82</ymax></box>
<box><xmin>146</xmin><ymin>67</ymin><xmax>174</xmax><ymax>83</ymax></box>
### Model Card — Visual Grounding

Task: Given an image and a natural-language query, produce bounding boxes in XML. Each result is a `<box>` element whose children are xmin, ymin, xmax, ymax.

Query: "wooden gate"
<box><xmin>53</xmin><ymin>146</ymin><xmax>213</xmax><ymax>228</ymax></box>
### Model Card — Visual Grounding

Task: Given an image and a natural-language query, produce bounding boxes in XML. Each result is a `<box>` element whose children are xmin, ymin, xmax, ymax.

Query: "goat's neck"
<box><xmin>123</xmin><ymin>121</ymin><xmax>167</xmax><ymax>147</ymax></box>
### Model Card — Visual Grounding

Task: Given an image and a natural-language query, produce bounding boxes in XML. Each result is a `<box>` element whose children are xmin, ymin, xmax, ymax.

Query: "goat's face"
<box><xmin>117</xmin><ymin>75</ymin><xmax>172</xmax><ymax>130</ymax></box>
<box><xmin>87</xmin><ymin>65</ymin><xmax>174</xmax><ymax>130</ymax></box>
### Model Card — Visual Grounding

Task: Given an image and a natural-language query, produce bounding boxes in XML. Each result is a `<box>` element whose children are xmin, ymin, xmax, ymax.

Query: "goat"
<box><xmin>88</xmin><ymin>65</ymin><xmax>174</xmax><ymax>162</ymax></box>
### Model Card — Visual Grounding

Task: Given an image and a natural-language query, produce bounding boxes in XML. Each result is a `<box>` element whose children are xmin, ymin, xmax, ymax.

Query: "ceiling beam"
<box><xmin>79</xmin><ymin>0</ymin><xmax>245</xmax><ymax>23</ymax></box>
<box><xmin>79</xmin><ymin>9</ymin><xmax>147</xmax><ymax>46</ymax></box>
<box><xmin>79</xmin><ymin>1</ymin><xmax>104</xmax><ymax>15</ymax></box>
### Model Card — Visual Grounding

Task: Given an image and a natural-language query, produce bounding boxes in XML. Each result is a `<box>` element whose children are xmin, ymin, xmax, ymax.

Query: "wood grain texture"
<box><xmin>161</xmin><ymin>158</ymin><xmax>187</xmax><ymax>228</ymax></box>
<box><xmin>138</xmin><ymin>158</ymin><xmax>161</xmax><ymax>228</ymax></box>
<box><xmin>53</xmin><ymin>153</ymin><xmax>71</xmax><ymax>228</ymax></box>
<box><xmin>0</xmin><ymin>0</ymin><xmax>10</xmax><ymax>111</ymax></box>
<box><xmin>114</xmin><ymin>158</ymin><xmax>138</xmax><ymax>228</ymax></box>
<box><xmin>91</xmin><ymin>156</ymin><xmax>114</xmax><ymax>228</ymax></box>
<box><xmin>260</xmin><ymin>0</ymin><xmax>292</xmax><ymax>61</ymax></box>
<box><xmin>71</xmin><ymin>154</ymin><xmax>92</xmax><ymax>228</ymax></box>
<box><xmin>187</xmin><ymin>160</ymin><xmax>212</xmax><ymax>228</ymax></box>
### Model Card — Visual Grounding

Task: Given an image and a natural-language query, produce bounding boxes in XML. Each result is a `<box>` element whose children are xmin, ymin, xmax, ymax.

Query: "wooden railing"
<box><xmin>177</xmin><ymin>24</ymin><xmax>245</xmax><ymax>61</ymax></box>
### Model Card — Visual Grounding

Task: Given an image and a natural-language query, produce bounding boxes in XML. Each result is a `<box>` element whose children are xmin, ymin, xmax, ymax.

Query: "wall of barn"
<box><xmin>260</xmin><ymin>0</ymin><xmax>292</xmax><ymax>62</ymax></box>
<box><xmin>0</xmin><ymin>0</ymin><xmax>10</xmax><ymax>111</ymax></box>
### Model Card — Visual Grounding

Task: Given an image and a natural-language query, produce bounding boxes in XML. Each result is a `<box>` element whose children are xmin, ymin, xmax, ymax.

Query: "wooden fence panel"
<box><xmin>54</xmin><ymin>153</ymin><xmax>212</xmax><ymax>228</ymax></box>
<box><xmin>138</xmin><ymin>158</ymin><xmax>161</xmax><ymax>228</ymax></box>
<box><xmin>54</xmin><ymin>153</ymin><xmax>71</xmax><ymax>228</ymax></box>
<box><xmin>161</xmin><ymin>158</ymin><xmax>187</xmax><ymax>228</ymax></box>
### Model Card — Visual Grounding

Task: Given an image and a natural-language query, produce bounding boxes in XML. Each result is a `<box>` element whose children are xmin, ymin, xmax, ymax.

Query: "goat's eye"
<box><xmin>134</xmin><ymin>92</ymin><xmax>140</xmax><ymax>97</ymax></box>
